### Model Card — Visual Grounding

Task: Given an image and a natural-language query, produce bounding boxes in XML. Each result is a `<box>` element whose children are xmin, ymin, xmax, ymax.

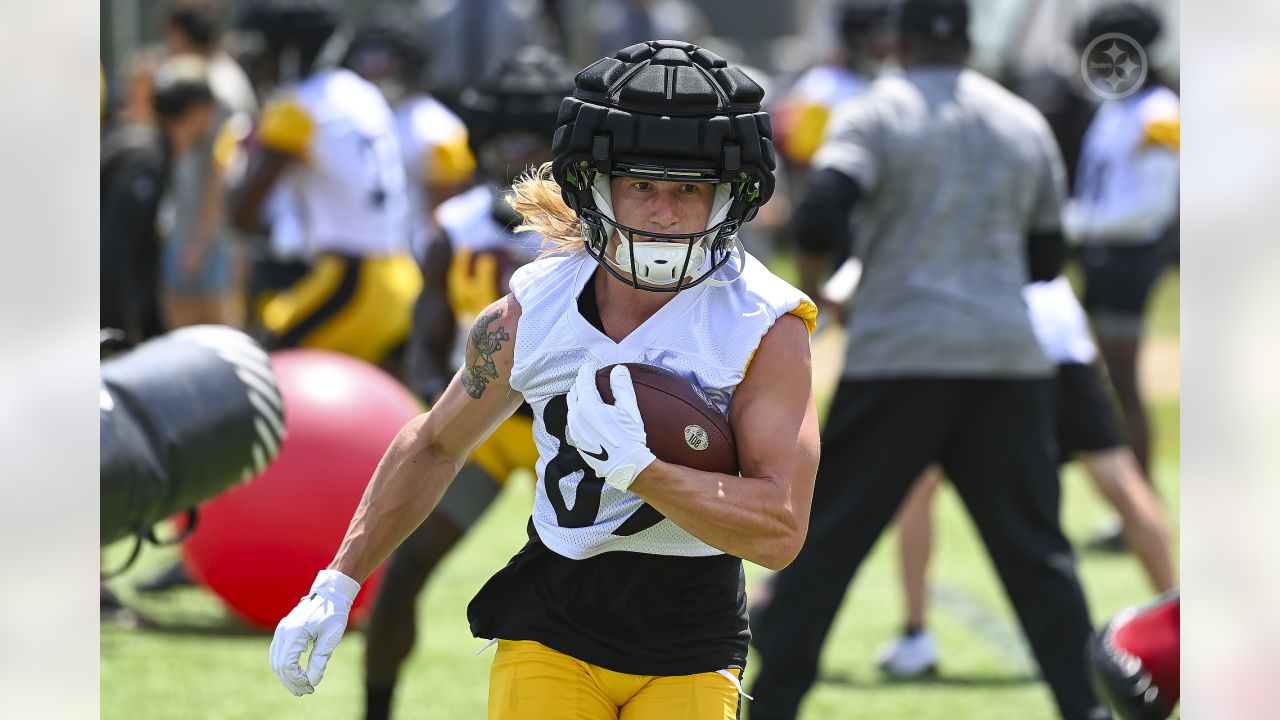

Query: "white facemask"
<box><xmin>590</xmin><ymin>175</ymin><xmax>734</xmax><ymax>287</ymax></box>
<box><xmin>613</xmin><ymin>241</ymin><xmax>708</xmax><ymax>286</ymax></box>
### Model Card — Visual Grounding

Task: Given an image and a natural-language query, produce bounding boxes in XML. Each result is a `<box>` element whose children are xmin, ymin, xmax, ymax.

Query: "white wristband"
<box><xmin>310</xmin><ymin>569</ymin><xmax>360</xmax><ymax>608</ymax></box>
<box><xmin>603</xmin><ymin>449</ymin><xmax>656</xmax><ymax>493</ymax></box>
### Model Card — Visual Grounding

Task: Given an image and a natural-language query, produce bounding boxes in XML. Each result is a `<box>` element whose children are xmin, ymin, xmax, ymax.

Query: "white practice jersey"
<box><xmin>1023</xmin><ymin>276</ymin><xmax>1097</xmax><ymax>365</ymax></box>
<box><xmin>257</xmin><ymin>68</ymin><xmax>409</xmax><ymax>257</ymax></box>
<box><xmin>394</xmin><ymin>94</ymin><xmax>473</xmax><ymax>258</ymax></box>
<box><xmin>261</xmin><ymin>184</ymin><xmax>306</xmax><ymax>260</ymax></box>
<box><xmin>508</xmin><ymin>251</ymin><xmax>816</xmax><ymax>561</ymax></box>
<box><xmin>438</xmin><ymin>184</ymin><xmax>541</xmax><ymax>259</ymax></box>
<box><xmin>1072</xmin><ymin>85</ymin><xmax>1180</xmax><ymax>245</ymax></box>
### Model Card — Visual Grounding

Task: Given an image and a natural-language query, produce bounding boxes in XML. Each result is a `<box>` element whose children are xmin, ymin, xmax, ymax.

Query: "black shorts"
<box><xmin>1080</xmin><ymin>242</ymin><xmax>1168</xmax><ymax>324</ymax></box>
<box><xmin>1054</xmin><ymin>362</ymin><xmax>1125</xmax><ymax>459</ymax></box>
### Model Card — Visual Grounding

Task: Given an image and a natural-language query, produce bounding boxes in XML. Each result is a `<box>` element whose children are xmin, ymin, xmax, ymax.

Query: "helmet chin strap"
<box><xmin>590</xmin><ymin>176</ymin><xmax>734</xmax><ymax>287</ymax></box>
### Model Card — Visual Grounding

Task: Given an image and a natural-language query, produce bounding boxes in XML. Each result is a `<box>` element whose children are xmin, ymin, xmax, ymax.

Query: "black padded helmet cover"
<box><xmin>550</xmin><ymin>40</ymin><xmax>776</xmax><ymax>291</ymax></box>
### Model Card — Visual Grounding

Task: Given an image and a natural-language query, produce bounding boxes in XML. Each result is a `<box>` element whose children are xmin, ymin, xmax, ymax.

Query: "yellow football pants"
<box><xmin>260</xmin><ymin>253</ymin><xmax>421</xmax><ymax>364</ymax></box>
<box><xmin>488</xmin><ymin>640</ymin><xmax>743</xmax><ymax>720</ymax></box>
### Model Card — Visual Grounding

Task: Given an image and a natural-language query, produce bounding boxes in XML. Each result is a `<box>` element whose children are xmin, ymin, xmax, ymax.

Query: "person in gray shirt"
<box><xmin>748</xmin><ymin>2</ymin><xmax>1109</xmax><ymax>719</ymax></box>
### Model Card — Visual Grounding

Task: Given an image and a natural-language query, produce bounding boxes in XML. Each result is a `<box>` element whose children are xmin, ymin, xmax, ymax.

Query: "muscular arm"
<box><xmin>627</xmin><ymin>313</ymin><xmax>820</xmax><ymax>570</ymax></box>
<box><xmin>328</xmin><ymin>295</ymin><xmax>523</xmax><ymax>581</ymax></box>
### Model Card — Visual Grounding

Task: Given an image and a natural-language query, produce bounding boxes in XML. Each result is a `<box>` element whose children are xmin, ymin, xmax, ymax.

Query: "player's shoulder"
<box><xmin>1135</xmin><ymin>85</ymin><xmax>1180</xmax><ymax>124</ymax></box>
<box><xmin>509</xmin><ymin>252</ymin><xmax>584</xmax><ymax>301</ymax></box>
<box><xmin>437</xmin><ymin>185</ymin><xmax>494</xmax><ymax>235</ymax></box>
<box><xmin>307</xmin><ymin>68</ymin><xmax>393</xmax><ymax>121</ymax></box>
<box><xmin>460</xmin><ymin>293</ymin><xmax>523</xmax><ymax>390</ymax></box>
<box><xmin>476</xmin><ymin>292</ymin><xmax>523</xmax><ymax>333</ymax></box>
<box><xmin>403</xmin><ymin>94</ymin><xmax>466</xmax><ymax>133</ymax></box>
<box><xmin>713</xmin><ymin>252</ymin><xmax>817</xmax><ymax>333</ymax></box>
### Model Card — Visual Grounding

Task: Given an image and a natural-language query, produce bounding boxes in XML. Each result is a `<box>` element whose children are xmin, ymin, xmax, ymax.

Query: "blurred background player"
<box><xmin>748</xmin><ymin>2</ymin><xmax>1107</xmax><ymax>718</ymax></box>
<box><xmin>771</xmin><ymin>1</ymin><xmax>890</xmax><ymax>196</ymax></box>
<box><xmin>342</xmin><ymin>7</ymin><xmax>476</xmax><ymax>264</ymax></box>
<box><xmin>1065</xmin><ymin>2</ymin><xmax>1180</xmax><ymax>486</ymax></box>
<box><xmin>230</xmin><ymin>0</ymin><xmax>417</xmax><ymax>369</ymax></box>
<box><xmin>361</xmin><ymin>47</ymin><xmax>573</xmax><ymax>720</ymax></box>
<box><xmin>769</xmin><ymin>1</ymin><xmax>889</xmax><ymax>266</ymax></box>
<box><xmin>136</xmin><ymin>0</ymin><xmax>417</xmax><ymax>596</ymax></box>
<box><xmin>875</xmin><ymin>273</ymin><xmax>1177</xmax><ymax>677</ymax></box>
<box><xmin>159</xmin><ymin>0</ymin><xmax>257</xmax><ymax>328</ymax></box>
<box><xmin>102</xmin><ymin>54</ymin><xmax>216</xmax><ymax>345</ymax></box>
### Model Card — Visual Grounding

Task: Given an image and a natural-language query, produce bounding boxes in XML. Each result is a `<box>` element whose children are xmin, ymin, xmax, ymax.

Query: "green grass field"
<box><xmin>102</xmin><ymin>270</ymin><xmax>1179</xmax><ymax>720</ymax></box>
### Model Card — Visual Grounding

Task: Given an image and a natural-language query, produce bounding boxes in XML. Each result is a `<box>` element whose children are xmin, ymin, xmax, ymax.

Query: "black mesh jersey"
<box><xmin>468</xmin><ymin>519</ymin><xmax>750</xmax><ymax>676</ymax></box>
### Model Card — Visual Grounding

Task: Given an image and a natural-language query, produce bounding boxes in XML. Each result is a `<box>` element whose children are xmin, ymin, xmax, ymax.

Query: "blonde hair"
<box><xmin>507</xmin><ymin>162</ymin><xmax>587</xmax><ymax>257</ymax></box>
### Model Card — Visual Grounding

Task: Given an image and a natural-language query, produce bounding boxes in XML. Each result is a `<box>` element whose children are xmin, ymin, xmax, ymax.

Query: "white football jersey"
<box><xmin>438</xmin><ymin>184</ymin><xmax>541</xmax><ymax>259</ymax></box>
<box><xmin>508</xmin><ymin>250</ymin><xmax>815</xmax><ymax>560</ymax></box>
<box><xmin>394</xmin><ymin>94</ymin><xmax>472</xmax><ymax>258</ymax></box>
<box><xmin>1023</xmin><ymin>277</ymin><xmax>1097</xmax><ymax>365</ymax></box>
<box><xmin>259</xmin><ymin>68</ymin><xmax>409</xmax><ymax>257</ymax></box>
<box><xmin>1073</xmin><ymin>85</ymin><xmax>1179</xmax><ymax>244</ymax></box>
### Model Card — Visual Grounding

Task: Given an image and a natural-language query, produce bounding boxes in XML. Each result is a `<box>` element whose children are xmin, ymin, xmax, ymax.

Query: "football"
<box><xmin>596</xmin><ymin>363</ymin><xmax>739</xmax><ymax>475</ymax></box>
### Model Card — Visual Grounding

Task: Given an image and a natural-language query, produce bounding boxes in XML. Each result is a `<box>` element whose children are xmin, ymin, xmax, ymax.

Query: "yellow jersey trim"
<box><xmin>258</xmin><ymin>98</ymin><xmax>315</xmax><ymax>158</ymax></box>
<box><xmin>424</xmin><ymin>130</ymin><xmax>477</xmax><ymax>187</ymax></box>
<box><xmin>1144</xmin><ymin>117</ymin><xmax>1180</xmax><ymax>151</ymax></box>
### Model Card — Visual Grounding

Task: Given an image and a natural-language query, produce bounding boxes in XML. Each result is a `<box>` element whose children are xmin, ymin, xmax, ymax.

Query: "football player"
<box><xmin>230</xmin><ymin>0</ymin><xmax>418</xmax><ymax>367</ymax></box>
<box><xmin>271</xmin><ymin>40</ymin><xmax>819</xmax><ymax>720</ymax></box>
<box><xmin>1065</xmin><ymin>2</ymin><xmax>1180</xmax><ymax>482</ymax></box>
<box><xmin>360</xmin><ymin>47</ymin><xmax>573</xmax><ymax>720</ymax></box>
<box><xmin>772</xmin><ymin>1</ymin><xmax>890</xmax><ymax>173</ymax></box>
<box><xmin>342</xmin><ymin>9</ymin><xmax>475</xmax><ymax>262</ymax></box>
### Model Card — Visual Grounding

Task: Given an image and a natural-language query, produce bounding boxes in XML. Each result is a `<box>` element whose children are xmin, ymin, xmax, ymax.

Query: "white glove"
<box><xmin>269</xmin><ymin>569</ymin><xmax>360</xmax><ymax>696</ymax></box>
<box><xmin>565</xmin><ymin>363</ymin><xmax>656</xmax><ymax>492</ymax></box>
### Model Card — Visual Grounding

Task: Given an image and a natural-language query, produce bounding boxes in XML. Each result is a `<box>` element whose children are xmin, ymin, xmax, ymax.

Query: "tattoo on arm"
<box><xmin>462</xmin><ymin>307</ymin><xmax>510</xmax><ymax>399</ymax></box>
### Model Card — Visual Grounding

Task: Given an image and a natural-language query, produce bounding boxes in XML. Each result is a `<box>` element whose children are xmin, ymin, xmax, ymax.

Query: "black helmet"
<box><xmin>551</xmin><ymin>40</ymin><xmax>776</xmax><ymax>292</ymax></box>
<box><xmin>236</xmin><ymin>0</ymin><xmax>339</xmax><ymax>80</ymax></box>
<box><xmin>1079</xmin><ymin>2</ymin><xmax>1163</xmax><ymax>51</ymax></box>
<box><xmin>343</xmin><ymin>8</ymin><xmax>428</xmax><ymax>103</ymax></box>
<box><xmin>839</xmin><ymin>1</ymin><xmax>890</xmax><ymax>47</ymax></box>
<box><xmin>460</xmin><ymin>46</ymin><xmax>575</xmax><ymax>164</ymax></box>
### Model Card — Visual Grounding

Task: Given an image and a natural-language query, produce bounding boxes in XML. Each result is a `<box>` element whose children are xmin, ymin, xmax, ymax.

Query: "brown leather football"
<box><xmin>596</xmin><ymin>363</ymin><xmax>739</xmax><ymax>475</ymax></box>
